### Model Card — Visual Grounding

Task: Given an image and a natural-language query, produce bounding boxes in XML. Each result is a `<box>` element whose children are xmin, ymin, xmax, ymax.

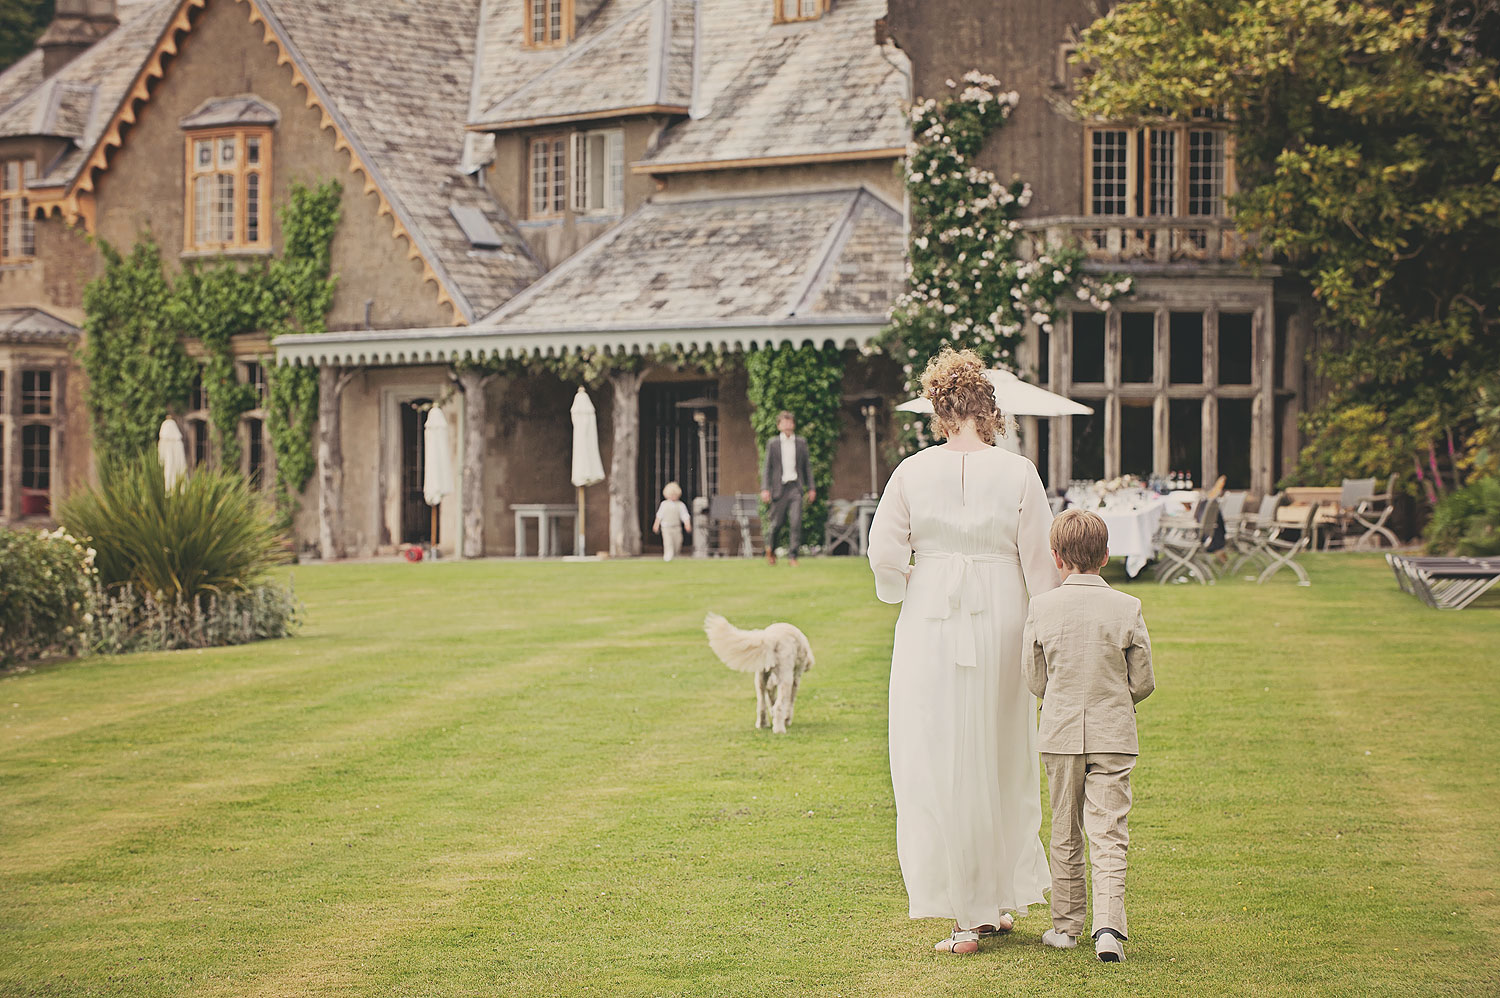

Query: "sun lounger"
<box><xmin>1386</xmin><ymin>554</ymin><xmax>1500</xmax><ymax>609</ymax></box>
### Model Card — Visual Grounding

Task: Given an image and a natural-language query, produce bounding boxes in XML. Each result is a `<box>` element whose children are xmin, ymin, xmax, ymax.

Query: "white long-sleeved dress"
<box><xmin>868</xmin><ymin>445</ymin><xmax>1061</xmax><ymax>927</ymax></box>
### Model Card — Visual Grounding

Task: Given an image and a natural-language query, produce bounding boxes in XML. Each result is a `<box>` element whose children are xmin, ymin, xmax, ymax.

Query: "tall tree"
<box><xmin>0</xmin><ymin>0</ymin><xmax>54</xmax><ymax>72</ymax></box>
<box><xmin>1074</xmin><ymin>0</ymin><xmax>1500</xmax><ymax>483</ymax></box>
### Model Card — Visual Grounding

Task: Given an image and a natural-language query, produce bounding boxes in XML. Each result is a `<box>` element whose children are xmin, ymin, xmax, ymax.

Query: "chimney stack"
<box><xmin>38</xmin><ymin>0</ymin><xmax>120</xmax><ymax>77</ymax></box>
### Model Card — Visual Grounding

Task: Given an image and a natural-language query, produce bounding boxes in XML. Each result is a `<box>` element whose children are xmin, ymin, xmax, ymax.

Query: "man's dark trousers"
<box><xmin>767</xmin><ymin>486</ymin><xmax>803</xmax><ymax>554</ymax></box>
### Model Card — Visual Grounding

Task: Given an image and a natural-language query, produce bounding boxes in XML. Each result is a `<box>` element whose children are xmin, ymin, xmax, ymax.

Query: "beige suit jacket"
<box><xmin>1022</xmin><ymin>574</ymin><xmax>1154</xmax><ymax>755</ymax></box>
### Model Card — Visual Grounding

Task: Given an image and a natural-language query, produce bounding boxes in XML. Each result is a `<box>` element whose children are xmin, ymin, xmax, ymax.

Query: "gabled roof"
<box><xmin>483</xmin><ymin>186</ymin><xmax>903</xmax><ymax>331</ymax></box>
<box><xmin>471</xmin><ymin>0</ymin><xmax>694</xmax><ymax>130</ymax></box>
<box><xmin>0</xmin><ymin>306</ymin><xmax>80</xmax><ymax>344</ymax></box>
<box><xmin>0</xmin><ymin>0</ymin><xmax>179</xmax><ymax>183</ymax></box>
<box><xmin>639</xmin><ymin>0</ymin><xmax>909</xmax><ymax>171</ymax></box>
<box><xmin>247</xmin><ymin>0</ymin><xmax>540</xmax><ymax>321</ymax></box>
<box><xmin>0</xmin><ymin>0</ymin><xmax>540</xmax><ymax>324</ymax></box>
<box><xmin>0</xmin><ymin>51</ymin><xmax>46</xmax><ymax>119</ymax></box>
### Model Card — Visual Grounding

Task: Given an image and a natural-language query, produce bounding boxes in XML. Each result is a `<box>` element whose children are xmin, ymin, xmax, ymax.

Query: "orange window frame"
<box><xmin>774</xmin><ymin>0</ymin><xmax>828</xmax><ymax>23</ymax></box>
<box><xmin>183</xmin><ymin>128</ymin><xmax>272</xmax><ymax>252</ymax></box>
<box><xmin>0</xmin><ymin>158</ymin><xmax>37</xmax><ymax>264</ymax></box>
<box><xmin>1083</xmin><ymin>123</ymin><xmax>1235</xmax><ymax>219</ymax></box>
<box><xmin>525</xmin><ymin>0</ymin><xmax>574</xmax><ymax>47</ymax></box>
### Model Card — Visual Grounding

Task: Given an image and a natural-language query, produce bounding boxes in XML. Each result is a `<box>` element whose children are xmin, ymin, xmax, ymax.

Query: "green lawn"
<box><xmin>1</xmin><ymin>555</ymin><xmax>1496</xmax><ymax>997</ymax></box>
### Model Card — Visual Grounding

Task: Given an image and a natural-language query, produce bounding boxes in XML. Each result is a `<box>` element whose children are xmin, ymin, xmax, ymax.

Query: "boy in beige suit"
<box><xmin>1022</xmin><ymin>509</ymin><xmax>1155</xmax><ymax>962</ymax></box>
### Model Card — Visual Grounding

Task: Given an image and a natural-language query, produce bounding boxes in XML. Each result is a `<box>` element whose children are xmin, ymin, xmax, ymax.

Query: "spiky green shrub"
<box><xmin>61</xmin><ymin>457</ymin><xmax>288</xmax><ymax>600</ymax></box>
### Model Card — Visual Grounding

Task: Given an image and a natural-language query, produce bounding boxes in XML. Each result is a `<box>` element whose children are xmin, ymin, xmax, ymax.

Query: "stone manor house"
<box><xmin>0</xmin><ymin>0</ymin><xmax>1314</xmax><ymax>557</ymax></box>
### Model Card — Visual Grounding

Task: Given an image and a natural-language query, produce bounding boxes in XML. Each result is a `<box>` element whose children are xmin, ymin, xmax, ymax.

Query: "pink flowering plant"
<box><xmin>877</xmin><ymin>72</ymin><xmax>1131</xmax><ymax>453</ymax></box>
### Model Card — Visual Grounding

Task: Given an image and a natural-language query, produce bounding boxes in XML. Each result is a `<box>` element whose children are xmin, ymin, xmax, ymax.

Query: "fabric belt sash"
<box><xmin>912</xmin><ymin>551</ymin><xmax>1020</xmax><ymax>668</ymax></box>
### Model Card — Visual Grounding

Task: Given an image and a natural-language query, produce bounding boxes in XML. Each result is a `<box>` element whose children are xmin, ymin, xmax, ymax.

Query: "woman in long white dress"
<box><xmin>868</xmin><ymin>349</ymin><xmax>1061</xmax><ymax>955</ymax></box>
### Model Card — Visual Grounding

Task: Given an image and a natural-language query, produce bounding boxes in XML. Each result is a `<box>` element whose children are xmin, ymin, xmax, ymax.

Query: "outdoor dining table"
<box><xmin>511</xmin><ymin>503</ymin><xmax>579</xmax><ymax>557</ymax></box>
<box><xmin>1093</xmin><ymin>497</ymin><xmax>1171</xmax><ymax>578</ymax></box>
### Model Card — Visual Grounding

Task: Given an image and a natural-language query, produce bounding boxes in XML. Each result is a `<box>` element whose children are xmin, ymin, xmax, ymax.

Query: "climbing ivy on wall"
<box><xmin>80</xmin><ymin>180</ymin><xmax>342</xmax><ymax>522</ymax></box>
<box><xmin>80</xmin><ymin>238</ymin><xmax>196</xmax><ymax>463</ymax></box>
<box><xmin>877</xmin><ymin>72</ymin><xmax>1131</xmax><ymax>454</ymax></box>
<box><xmin>264</xmin><ymin>181</ymin><xmax>342</xmax><ymax>519</ymax></box>
<box><xmin>745</xmin><ymin>343</ymin><xmax>845</xmax><ymax>552</ymax></box>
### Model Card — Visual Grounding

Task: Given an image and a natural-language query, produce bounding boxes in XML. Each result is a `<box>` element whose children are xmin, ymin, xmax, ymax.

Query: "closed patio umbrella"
<box><xmin>423</xmin><ymin>406</ymin><xmax>453</xmax><ymax>549</ymax></box>
<box><xmin>570</xmin><ymin>387</ymin><xmax>605</xmax><ymax>558</ymax></box>
<box><xmin>157</xmin><ymin>418</ymin><xmax>187</xmax><ymax>490</ymax></box>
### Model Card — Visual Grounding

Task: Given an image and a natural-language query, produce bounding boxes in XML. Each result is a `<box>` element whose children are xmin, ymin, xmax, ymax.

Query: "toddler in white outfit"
<box><xmin>652</xmin><ymin>482</ymin><xmax>692</xmax><ymax>561</ymax></box>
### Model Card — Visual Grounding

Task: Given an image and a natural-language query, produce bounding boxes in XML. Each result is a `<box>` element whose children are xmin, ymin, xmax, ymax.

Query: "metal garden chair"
<box><xmin>1350</xmin><ymin>473</ymin><xmax>1400</xmax><ymax>549</ymax></box>
<box><xmin>1229</xmin><ymin>493</ymin><xmax>1285</xmax><ymax>575</ymax></box>
<box><xmin>1155</xmin><ymin>497</ymin><xmax>1221</xmax><ymax>585</ymax></box>
<box><xmin>1256</xmin><ymin>501</ymin><xmax>1318</xmax><ymax>586</ymax></box>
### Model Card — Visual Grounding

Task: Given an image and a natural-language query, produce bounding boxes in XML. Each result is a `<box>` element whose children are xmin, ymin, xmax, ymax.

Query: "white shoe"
<box><xmin>1041</xmin><ymin>929</ymin><xmax>1078</xmax><ymax>949</ymax></box>
<box><xmin>1094</xmin><ymin>929</ymin><xmax>1125</xmax><ymax>962</ymax></box>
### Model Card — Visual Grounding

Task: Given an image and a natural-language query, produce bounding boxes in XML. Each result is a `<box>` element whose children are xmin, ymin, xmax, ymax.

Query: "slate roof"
<box><xmin>179</xmin><ymin>94</ymin><xmax>279</xmax><ymax>129</ymax></box>
<box><xmin>0</xmin><ymin>0</ymin><xmax>540</xmax><ymax>322</ymax></box>
<box><xmin>0</xmin><ymin>0</ymin><xmax>179</xmax><ymax>187</ymax></box>
<box><xmin>473</xmin><ymin>0</ymin><xmax>694</xmax><ymax>129</ymax></box>
<box><xmin>483</xmin><ymin>187</ymin><xmax>903</xmax><ymax>331</ymax></box>
<box><xmin>0</xmin><ymin>307</ymin><xmax>80</xmax><ymax>344</ymax></box>
<box><xmin>639</xmin><ymin>0</ymin><xmax>909</xmax><ymax>169</ymax></box>
<box><xmin>252</xmin><ymin>0</ymin><xmax>540</xmax><ymax>320</ymax></box>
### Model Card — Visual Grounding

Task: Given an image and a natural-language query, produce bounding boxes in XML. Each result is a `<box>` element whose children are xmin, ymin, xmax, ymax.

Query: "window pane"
<box><xmin>247</xmin><ymin>417</ymin><xmax>265</xmax><ymax>488</ymax></box>
<box><xmin>246</xmin><ymin>173</ymin><xmax>260</xmax><ymax>243</ymax></box>
<box><xmin>3</xmin><ymin>162</ymin><xmax>17</xmax><ymax>189</ymax></box>
<box><xmin>195</xmin><ymin>139</ymin><xmax>212</xmax><ymax>171</ymax></box>
<box><xmin>1071</xmin><ymin>407</ymin><xmax>1105</xmax><ymax>481</ymax></box>
<box><xmin>549</xmin><ymin>0</ymin><xmax>562</xmax><ymax>40</ymax></box>
<box><xmin>1037</xmin><ymin>328</ymin><xmax>1050</xmax><ymax>384</ymax></box>
<box><xmin>1</xmin><ymin>194</ymin><xmax>11</xmax><ymax>259</ymax></box>
<box><xmin>1121</xmin><ymin>402</ymin><xmax>1154</xmax><ymax>478</ymax></box>
<box><xmin>1168</xmin><ymin>398</ymin><xmax>1202</xmax><ymax>487</ymax></box>
<box><xmin>22</xmin><ymin>424</ymin><xmax>50</xmax><ymax>491</ymax></box>
<box><xmin>1149</xmin><ymin>129</ymin><xmax>1177</xmax><ymax>216</ymax></box>
<box><xmin>1071</xmin><ymin>311</ymin><xmax>1105</xmax><ymax>384</ymax></box>
<box><xmin>1188</xmin><ymin>129</ymin><xmax>1225</xmax><ymax>216</ymax></box>
<box><xmin>19</xmin><ymin>195</ymin><xmax>32</xmax><ymax>257</ymax></box>
<box><xmin>218</xmin><ymin>136</ymin><xmax>237</xmax><ymax>168</ymax></box>
<box><xmin>530</xmin><ymin>0</ymin><xmax>545</xmax><ymax>41</ymax></box>
<box><xmin>1169</xmin><ymin>311</ymin><xmax>1203</xmax><ymax>384</ymax></box>
<box><xmin>216</xmin><ymin>173</ymin><xmax>235</xmax><ymax>242</ymax></box>
<box><xmin>800</xmin><ymin>0</ymin><xmax>820</xmax><ymax>16</ymax></box>
<box><xmin>1218</xmin><ymin>312</ymin><xmax>1253</xmax><ymax>385</ymax></box>
<box><xmin>551</xmin><ymin>139</ymin><xmax>566</xmax><ymax>214</ymax></box>
<box><xmin>190</xmin><ymin>417</ymin><xmax>209</xmax><ymax>468</ymax></box>
<box><xmin>1090</xmin><ymin>130</ymin><xmax>1129</xmax><ymax>216</ymax></box>
<box><xmin>587</xmin><ymin>133</ymin><xmax>606</xmax><ymax>211</ymax></box>
<box><xmin>1120</xmin><ymin>312</ymin><xmax>1155</xmax><ymax>383</ymax></box>
<box><xmin>1218</xmin><ymin>398</ymin><xmax>1253</xmax><ymax>490</ymax></box>
<box><xmin>530</xmin><ymin>141</ymin><xmax>549</xmax><ymax>215</ymax></box>
<box><xmin>195</xmin><ymin>175</ymin><xmax>213</xmax><ymax>245</ymax></box>
<box><xmin>246</xmin><ymin>136</ymin><xmax>260</xmax><ymax>166</ymax></box>
<box><xmin>21</xmin><ymin>370</ymin><xmax>52</xmax><ymax>415</ymax></box>
<box><xmin>191</xmin><ymin>368</ymin><xmax>207</xmax><ymax>412</ymax></box>
<box><xmin>245</xmin><ymin>361</ymin><xmax>267</xmax><ymax>405</ymax></box>
<box><xmin>1035</xmin><ymin>418</ymin><xmax>1050</xmax><ymax>489</ymax></box>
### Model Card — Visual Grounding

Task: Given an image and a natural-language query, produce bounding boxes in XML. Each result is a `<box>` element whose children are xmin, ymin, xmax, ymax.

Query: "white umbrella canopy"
<box><xmin>422</xmin><ymin>406</ymin><xmax>454</xmax><ymax>507</ymax></box>
<box><xmin>570</xmin><ymin>387</ymin><xmax>605</xmax><ymax>487</ymax></box>
<box><xmin>157</xmin><ymin>418</ymin><xmax>187</xmax><ymax>489</ymax></box>
<box><xmin>895</xmin><ymin>368</ymin><xmax>1094</xmax><ymax>417</ymax></box>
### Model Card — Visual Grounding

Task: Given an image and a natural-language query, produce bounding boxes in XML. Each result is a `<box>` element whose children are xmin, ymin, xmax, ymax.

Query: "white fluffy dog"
<box><xmin>703</xmin><ymin>613</ymin><xmax>814</xmax><ymax>734</ymax></box>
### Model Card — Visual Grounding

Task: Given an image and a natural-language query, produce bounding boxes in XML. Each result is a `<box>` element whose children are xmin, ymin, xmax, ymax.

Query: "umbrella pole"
<box><xmin>430</xmin><ymin>504</ymin><xmax>437</xmax><ymax>553</ymax></box>
<box><xmin>576</xmin><ymin>485</ymin><xmax>586</xmax><ymax>558</ymax></box>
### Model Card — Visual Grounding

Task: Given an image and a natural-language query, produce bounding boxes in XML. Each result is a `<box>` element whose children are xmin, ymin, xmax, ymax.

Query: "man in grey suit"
<box><xmin>760</xmin><ymin>410</ymin><xmax>815</xmax><ymax>566</ymax></box>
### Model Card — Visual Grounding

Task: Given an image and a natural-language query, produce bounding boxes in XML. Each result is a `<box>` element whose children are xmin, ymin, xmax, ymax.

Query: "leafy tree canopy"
<box><xmin>1074</xmin><ymin>0</ymin><xmax>1500</xmax><ymax>483</ymax></box>
<box><xmin>0</xmin><ymin>0</ymin><xmax>52</xmax><ymax>72</ymax></box>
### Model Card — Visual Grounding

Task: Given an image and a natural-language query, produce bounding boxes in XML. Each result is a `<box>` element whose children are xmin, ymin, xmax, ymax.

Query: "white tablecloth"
<box><xmin>1096</xmin><ymin>498</ymin><xmax>1169</xmax><ymax>577</ymax></box>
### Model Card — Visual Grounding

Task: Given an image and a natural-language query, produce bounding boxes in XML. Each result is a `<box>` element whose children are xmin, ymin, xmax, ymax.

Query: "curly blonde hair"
<box><xmin>920</xmin><ymin>348</ymin><xmax>1004</xmax><ymax>444</ymax></box>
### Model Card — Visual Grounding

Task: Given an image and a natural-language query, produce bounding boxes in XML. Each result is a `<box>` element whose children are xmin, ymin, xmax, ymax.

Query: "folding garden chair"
<box><xmin>1256</xmin><ymin>501</ymin><xmax>1318</xmax><ymax>586</ymax></box>
<box><xmin>1229</xmin><ymin>493</ymin><xmax>1283</xmax><ymax>575</ymax></box>
<box><xmin>1387</xmin><ymin>555</ymin><xmax>1500</xmax><ymax>609</ymax></box>
<box><xmin>1155</xmin><ymin>497</ymin><xmax>1220</xmax><ymax>585</ymax></box>
<box><xmin>823</xmin><ymin>499</ymin><xmax>860</xmax><ymax>555</ymax></box>
<box><xmin>1329</xmin><ymin>477</ymin><xmax>1377</xmax><ymax>549</ymax></box>
<box><xmin>1351</xmin><ymin>473</ymin><xmax>1400</xmax><ymax>549</ymax></box>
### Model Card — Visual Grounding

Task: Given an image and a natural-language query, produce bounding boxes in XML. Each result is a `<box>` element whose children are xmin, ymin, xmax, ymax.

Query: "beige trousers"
<box><xmin>1041</xmin><ymin>751</ymin><xmax>1135</xmax><ymax>939</ymax></box>
<box><xmin>662</xmin><ymin>525</ymin><xmax>684</xmax><ymax>561</ymax></box>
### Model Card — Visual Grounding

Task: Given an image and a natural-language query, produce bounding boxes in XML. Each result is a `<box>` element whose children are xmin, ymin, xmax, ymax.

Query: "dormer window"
<box><xmin>180</xmin><ymin>97</ymin><xmax>279</xmax><ymax>253</ymax></box>
<box><xmin>527</xmin><ymin>0</ymin><xmax>573</xmax><ymax>47</ymax></box>
<box><xmin>1</xmin><ymin>159</ymin><xmax>36</xmax><ymax>264</ymax></box>
<box><xmin>775</xmin><ymin>0</ymin><xmax>827</xmax><ymax>23</ymax></box>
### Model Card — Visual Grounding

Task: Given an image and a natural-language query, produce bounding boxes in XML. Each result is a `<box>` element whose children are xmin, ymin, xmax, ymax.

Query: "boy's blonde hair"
<box><xmin>1050</xmin><ymin>509</ymin><xmax>1109</xmax><ymax>571</ymax></box>
<box><xmin>663</xmin><ymin>481</ymin><xmax>683</xmax><ymax>500</ymax></box>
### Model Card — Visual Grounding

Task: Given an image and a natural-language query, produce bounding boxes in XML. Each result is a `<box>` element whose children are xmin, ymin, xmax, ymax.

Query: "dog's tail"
<box><xmin>703</xmin><ymin>612</ymin><xmax>772</xmax><ymax>674</ymax></box>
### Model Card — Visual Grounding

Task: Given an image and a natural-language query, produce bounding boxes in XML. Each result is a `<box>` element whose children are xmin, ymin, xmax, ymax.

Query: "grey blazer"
<box><xmin>1022</xmin><ymin>574</ymin><xmax>1155</xmax><ymax>754</ymax></box>
<box><xmin>762</xmin><ymin>435</ymin><xmax>812</xmax><ymax>498</ymax></box>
